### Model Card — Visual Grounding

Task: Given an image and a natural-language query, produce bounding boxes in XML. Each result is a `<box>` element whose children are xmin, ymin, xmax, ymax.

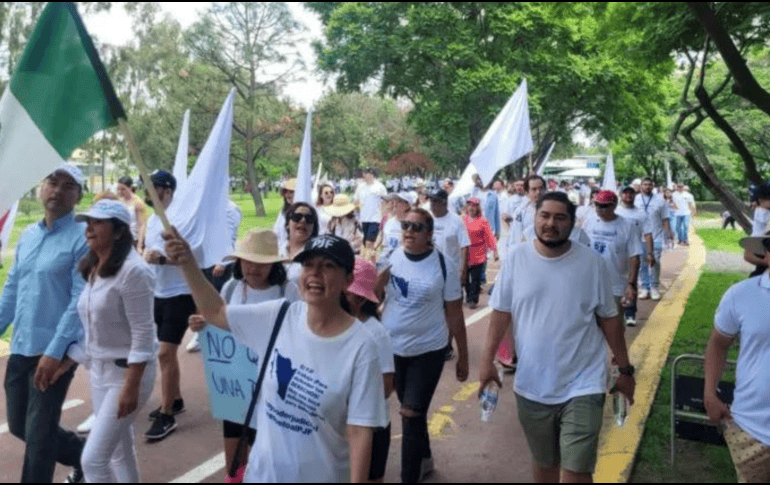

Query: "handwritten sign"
<box><xmin>200</xmin><ymin>326</ymin><xmax>260</xmax><ymax>428</ymax></box>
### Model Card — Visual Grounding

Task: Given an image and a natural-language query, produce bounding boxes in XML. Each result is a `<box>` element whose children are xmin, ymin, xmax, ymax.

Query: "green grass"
<box><xmin>1</xmin><ymin>191</ymin><xmax>282</xmax><ymax>344</ymax></box>
<box><xmin>696</xmin><ymin>228</ymin><xmax>745</xmax><ymax>254</ymax></box>
<box><xmin>632</xmin><ymin>271</ymin><xmax>744</xmax><ymax>483</ymax></box>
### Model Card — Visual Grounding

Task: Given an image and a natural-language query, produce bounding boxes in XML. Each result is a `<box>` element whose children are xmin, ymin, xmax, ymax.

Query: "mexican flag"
<box><xmin>0</xmin><ymin>2</ymin><xmax>125</xmax><ymax>216</ymax></box>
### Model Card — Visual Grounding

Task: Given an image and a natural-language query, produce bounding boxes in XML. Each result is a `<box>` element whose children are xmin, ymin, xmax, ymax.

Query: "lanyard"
<box><xmin>641</xmin><ymin>194</ymin><xmax>653</xmax><ymax>214</ymax></box>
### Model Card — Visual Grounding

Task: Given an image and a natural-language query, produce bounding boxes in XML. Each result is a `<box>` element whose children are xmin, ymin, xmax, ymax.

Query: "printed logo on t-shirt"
<box><xmin>391</xmin><ymin>274</ymin><xmax>409</xmax><ymax>298</ymax></box>
<box><xmin>266</xmin><ymin>349</ymin><xmax>328</xmax><ymax>435</ymax></box>
<box><xmin>593</xmin><ymin>241</ymin><xmax>607</xmax><ymax>255</ymax></box>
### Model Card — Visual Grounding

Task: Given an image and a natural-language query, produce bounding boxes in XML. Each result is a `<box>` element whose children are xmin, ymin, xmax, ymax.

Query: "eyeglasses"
<box><xmin>290</xmin><ymin>212</ymin><xmax>316</xmax><ymax>224</ymax></box>
<box><xmin>401</xmin><ymin>221</ymin><xmax>427</xmax><ymax>232</ymax></box>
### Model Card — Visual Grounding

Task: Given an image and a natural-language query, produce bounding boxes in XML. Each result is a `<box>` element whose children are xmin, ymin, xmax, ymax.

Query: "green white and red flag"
<box><xmin>0</xmin><ymin>2</ymin><xmax>126</xmax><ymax>215</ymax></box>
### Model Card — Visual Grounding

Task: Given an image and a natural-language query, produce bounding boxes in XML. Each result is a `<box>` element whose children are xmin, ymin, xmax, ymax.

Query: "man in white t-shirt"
<box><xmin>616</xmin><ymin>186</ymin><xmax>654</xmax><ymax>326</ymax></box>
<box><xmin>634</xmin><ymin>178</ymin><xmax>674</xmax><ymax>301</ymax></box>
<box><xmin>354</xmin><ymin>168</ymin><xmax>387</xmax><ymax>249</ymax></box>
<box><xmin>508</xmin><ymin>175</ymin><xmax>545</xmax><ymax>249</ymax></box>
<box><xmin>142</xmin><ymin>170</ymin><xmax>203</xmax><ymax>440</ymax></box>
<box><xmin>705</xmin><ymin>234</ymin><xmax>770</xmax><ymax>482</ymax></box>
<box><xmin>429</xmin><ymin>189</ymin><xmax>470</xmax><ymax>284</ymax></box>
<box><xmin>479</xmin><ymin>191</ymin><xmax>635</xmax><ymax>483</ymax></box>
<box><xmin>583</xmin><ymin>191</ymin><xmax>643</xmax><ymax>322</ymax></box>
<box><xmin>672</xmin><ymin>183</ymin><xmax>696</xmax><ymax>245</ymax></box>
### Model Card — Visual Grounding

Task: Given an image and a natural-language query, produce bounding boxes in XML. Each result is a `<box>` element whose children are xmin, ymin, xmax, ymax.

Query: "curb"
<box><xmin>594</xmin><ymin>233</ymin><xmax>706</xmax><ymax>483</ymax></box>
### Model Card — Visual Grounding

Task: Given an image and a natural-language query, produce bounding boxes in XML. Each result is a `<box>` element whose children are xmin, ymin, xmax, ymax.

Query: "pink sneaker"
<box><xmin>224</xmin><ymin>465</ymin><xmax>246</xmax><ymax>483</ymax></box>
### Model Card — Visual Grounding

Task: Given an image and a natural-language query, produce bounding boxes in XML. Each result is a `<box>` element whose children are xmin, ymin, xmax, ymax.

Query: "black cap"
<box><xmin>293</xmin><ymin>235</ymin><xmax>355</xmax><ymax>274</ymax></box>
<box><xmin>429</xmin><ymin>189</ymin><xmax>449</xmax><ymax>201</ymax></box>
<box><xmin>150</xmin><ymin>170</ymin><xmax>176</xmax><ymax>191</ymax></box>
<box><xmin>621</xmin><ymin>186</ymin><xmax>636</xmax><ymax>194</ymax></box>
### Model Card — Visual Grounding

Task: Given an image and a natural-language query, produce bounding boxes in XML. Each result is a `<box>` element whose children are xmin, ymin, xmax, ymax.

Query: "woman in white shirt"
<box><xmin>376</xmin><ymin>207</ymin><xmax>469</xmax><ymax>483</ymax></box>
<box><xmin>58</xmin><ymin>200</ymin><xmax>157</xmax><ymax>483</ymax></box>
<box><xmin>189</xmin><ymin>229</ymin><xmax>300</xmax><ymax>482</ymax></box>
<box><xmin>281</xmin><ymin>202</ymin><xmax>320</xmax><ymax>285</ymax></box>
<box><xmin>345</xmin><ymin>258</ymin><xmax>395</xmax><ymax>483</ymax></box>
<box><xmin>326</xmin><ymin>194</ymin><xmax>363</xmax><ymax>254</ymax></box>
<box><xmin>316</xmin><ymin>183</ymin><xmax>335</xmax><ymax>235</ymax></box>
<box><xmin>165</xmin><ymin>232</ymin><xmax>386</xmax><ymax>483</ymax></box>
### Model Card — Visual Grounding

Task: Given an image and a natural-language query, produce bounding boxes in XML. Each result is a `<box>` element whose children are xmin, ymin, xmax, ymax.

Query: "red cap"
<box><xmin>468</xmin><ymin>198</ymin><xmax>481</xmax><ymax>205</ymax></box>
<box><xmin>594</xmin><ymin>190</ymin><xmax>618</xmax><ymax>204</ymax></box>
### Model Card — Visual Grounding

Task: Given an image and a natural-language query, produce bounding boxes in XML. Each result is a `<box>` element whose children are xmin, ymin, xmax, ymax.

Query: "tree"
<box><xmin>185</xmin><ymin>2</ymin><xmax>307</xmax><ymax>216</ymax></box>
<box><xmin>309</xmin><ymin>2</ymin><xmax>664</xmax><ymax>174</ymax></box>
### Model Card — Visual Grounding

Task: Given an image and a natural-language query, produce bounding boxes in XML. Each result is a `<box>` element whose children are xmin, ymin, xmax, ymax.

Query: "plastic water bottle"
<box><xmin>480</xmin><ymin>384</ymin><xmax>499</xmax><ymax>422</ymax></box>
<box><xmin>609</xmin><ymin>366</ymin><xmax>628</xmax><ymax>427</ymax></box>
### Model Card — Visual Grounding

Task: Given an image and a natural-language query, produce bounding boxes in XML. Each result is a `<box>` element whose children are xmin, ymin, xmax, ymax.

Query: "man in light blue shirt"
<box><xmin>0</xmin><ymin>164</ymin><xmax>87</xmax><ymax>483</ymax></box>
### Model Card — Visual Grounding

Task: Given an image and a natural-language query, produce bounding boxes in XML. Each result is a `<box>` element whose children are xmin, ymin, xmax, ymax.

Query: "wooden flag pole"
<box><xmin>118</xmin><ymin>118</ymin><xmax>172</xmax><ymax>231</ymax></box>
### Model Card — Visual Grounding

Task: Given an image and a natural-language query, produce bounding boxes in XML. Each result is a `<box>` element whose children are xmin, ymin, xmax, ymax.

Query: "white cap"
<box><xmin>51</xmin><ymin>163</ymin><xmax>83</xmax><ymax>186</ymax></box>
<box><xmin>75</xmin><ymin>199</ymin><xmax>131</xmax><ymax>226</ymax></box>
<box><xmin>393</xmin><ymin>192</ymin><xmax>416</xmax><ymax>205</ymax></box>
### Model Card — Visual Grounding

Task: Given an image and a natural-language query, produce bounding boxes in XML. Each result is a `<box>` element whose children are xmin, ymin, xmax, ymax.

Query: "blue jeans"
<box><xmin>675</xmin><ymin>215</ymin><xmax>690</xmax><ymax>243</ymax></box>
<box><xmin>639</xmin><ymin>240</ymin><xmax>663</xmax><ymax>290</ymax></box>
<box><xmin>4</xmin><ymin>354</ymin><xmax>84</xmax><ymax>482</ymax></box>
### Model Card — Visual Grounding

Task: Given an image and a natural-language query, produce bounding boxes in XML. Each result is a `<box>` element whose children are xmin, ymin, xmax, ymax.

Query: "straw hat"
<box><xmin>224</xmin><ymin>230</ymin><xmax>287</xmax><ymax>264</ymax></box>
<box><xmin>282</xmin><ymin>178</ymin><xmax>296</xmax><ymax>191</ymax></box>
<box><xmin>324</xmin><ymin>194</ymin><xmax>357</xmax><ymax>217</ymax></box>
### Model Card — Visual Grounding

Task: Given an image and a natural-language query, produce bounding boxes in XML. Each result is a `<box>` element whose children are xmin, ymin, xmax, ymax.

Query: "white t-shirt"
<box><xmin>356</xmin><ymin>181</ymin><xmax>387</xmax><ymax>223</ymax></box>
<box><xmin>489</xmin><ymin>241</ymin><xmax>618</xmax><ymax>404</ymax></box>
<box><xmin>360</xmin><ymin>316</ymin><xmax>395</xmax><ymax>424</ymax></box>
<box><xmin>221</xmin><ymin>279</ymin><xmax>302</xmax><ymax>305</ymax></box>
<box><xmin>582</xmin><ymin>215</ymin><xmax>643</xmax><ymax>296</ymax></box>
<box><xmin>316</xmin><ymin>206</ymin><xmax>332</xmax><ymax>236</ymax></box>
<box><xmin>714</xmin><ymin>273</ymin><xmax>770</xmax><ymax>446</ymax></box>
<box><xmin>752</xmin><ymin>207</ymin><xmax>770</xmax><ymax>237</ymax></box>
<box><xmin>508</xmin><ymin>200</ymin><xmax>536</xmax><ymax>248</ymax></box>
<box><xmin>382</xmin><ymin>248</ymin><xmax>462</xmax><ymax>357</ymax></box>
<box><xmin>431</xmin><ymin>212</ymin><xmax>470</xmax><ymax>279</ymax></box>
<box><xmin>616</xmin><ymin>205</ymin><xmax>653</xmax><ymax>239</ymax></box>
<box><xmin>272</xmin><ymin>212</ymin><xmax>288</xmax><ymax>253</ymax></box>
<box><xmin>145</xmin><ymin>215</ymin><xmax>203</xmax><ymax>298</ymax></box>
<box><xmin>634</xmin><ymin>193</ymin><xmax>670</xmax><ymax>241</ymax></box>
<box><xmin>227</xmin><ymin>301</ymin><xmax>387</xmax><ymax>483</ymax></box>
<box><xmin>672</xmin><ymin>191</ymin><xmax>695</xmax><ymax>216</ymax></box>
<box><xmin>576</xmin><ymin>205</ymin><xmax>595</xmax><ymax>228</ymax></box>
<box><xmin>382</xmin><ymin>217</ymin><xmax>402</xmax><ymax>256</ymax></box>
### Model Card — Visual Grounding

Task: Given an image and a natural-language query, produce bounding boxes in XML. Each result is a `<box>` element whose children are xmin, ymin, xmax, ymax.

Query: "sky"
<box><xmin>81</xmin><ymin>2</ymin><xmax>332</xmax><ymax>110</ymax></box>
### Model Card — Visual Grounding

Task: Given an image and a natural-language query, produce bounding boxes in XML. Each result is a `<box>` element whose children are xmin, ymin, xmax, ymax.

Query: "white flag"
<box><xmin>167</xmin><ymin>89</ymin><xmax>235</xmax><ymax>268</ymax></box>
<box><xmin>311</xmin><ymin>161</ymin><xmax>323</xmax><ymax>206</ymax></box>
<box><xmin>294</xmin><ymin>110</ymin><xmax>313</xmax><ymax>204</ymax></box>
<box><xmin>0</xmin><ymin>200</ymin><xmax>19</xmax><ymax>251</ymax></box>
<box><xmin>536</xmin><ymin>142</ymin><xmax>556</xmax><ymax>176</ymax></box>
<box><xmin>173</xmin><ymin>109</ymin><xmax>190</xmax><ymax>186</ymax></box>
<box><xmin>602</xmin><ymin>152</ymin><xmax>617</xmax><ymax>194</ymax></box>
<box><xmin>449</xmin><ymin>164</ymin><xmax>478</xmax><ymax>200</ymax></box>
<box><xmin>470</xmin><ymin>80</ymin><xmax>534</xmax><ymax>187</ymax></box>
<box><xmin>665</xmin><ymin>159</ymin><xmax>673</xmax><ymax>189</ymax></box>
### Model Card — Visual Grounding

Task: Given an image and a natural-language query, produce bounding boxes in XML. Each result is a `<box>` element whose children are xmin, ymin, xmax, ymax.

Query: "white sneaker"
<box><xmin>625</xmin><ymin>316</ymin><xmax>636</xmax><ymax>327</ymax></box>
<box><xmin>186</xmin><ymin>333</ymin><xmax>201</xmax><ymax>352</ymax></box>
<box><xmin>638</xmin><ymin>289</ymin><xmax>650</xmax><ymax>300</ymax></box>
<box><xmin>77</xmin><ymin>414</ymin><xmax>95</xmax><ymax>434</ymax></box>
<box><xmin>651</xmin><ymin>288</ymin><xmax>661</xmax><ymax>301</ymax></box>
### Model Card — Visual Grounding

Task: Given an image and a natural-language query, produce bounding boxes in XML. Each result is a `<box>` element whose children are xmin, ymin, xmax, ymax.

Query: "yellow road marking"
<box><xmin>0</xmin><ymin>340</ymin><xmax>8</xmax><ymax>359</ymax></box>
<box><xmin>594</xmin><ymin>234</ymin><xmax>706</xmax><ymax>483</ymax></box>
<box><xmin>453</xmin><ymin>382</ymin><xmax>481</xmax><ymax>401</ymax></box>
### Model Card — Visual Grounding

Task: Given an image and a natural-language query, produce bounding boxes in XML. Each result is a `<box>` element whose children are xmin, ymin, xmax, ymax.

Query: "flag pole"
<box><xmin>118</xmin><ymin>118</ymin><xmax>171</xmax><ymax>231</ymax></box>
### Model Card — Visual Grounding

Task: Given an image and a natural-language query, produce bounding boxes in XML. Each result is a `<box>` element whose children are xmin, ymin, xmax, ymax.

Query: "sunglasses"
<box><xmin>290</xmin><ymin>212</ymin><xmax>316</xmax><ymax>224</ymax></box>
<box><xmin>401</xmin><ymin>221</ymin><xmax>427</xmax><ymax>232</ymax></box>
<box><xmin>595</xmin><ymin>203</ymin><xmax>614</xmax><ymax>209</ymax></box>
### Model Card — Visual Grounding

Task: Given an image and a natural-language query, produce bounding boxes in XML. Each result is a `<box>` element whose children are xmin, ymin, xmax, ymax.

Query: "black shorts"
<box><xmin>222</xmin><ymin>419</ymin><xmax>256</xmax><ymax>446</ymax></box>
<box><xmin>369</xmin><ymin>422</ymin><xmax>391</xmax><ymax>480</ymax></box>
<box><xmin>154</xmin><ymin>294</ymin><xmax>197</xmax><ymax>345</ymax></box>
<box><xmin>361</xmin><ymin>222</ymin><xmax>380</xmax><ymax>242</ymax></box>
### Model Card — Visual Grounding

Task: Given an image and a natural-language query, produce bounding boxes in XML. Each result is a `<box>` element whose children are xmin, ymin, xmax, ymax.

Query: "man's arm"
<box><xmin>704</xmin><ymin>329</ymin><xmax>735</xmax><ymax>423</ymax></box>
<box><xmin>445</xmin><ymin>299</ymin><xmax>468</xmax><ymax>382</ymax></box>
<box><xmin>0</xmin><ymin>246</ymin><xmax>21</xmax><ymax>336</ymax></box>
<box><xmin>599</xmin><ymin>314</ymin><xmax>635</xmax><ymax>404</ymax></box>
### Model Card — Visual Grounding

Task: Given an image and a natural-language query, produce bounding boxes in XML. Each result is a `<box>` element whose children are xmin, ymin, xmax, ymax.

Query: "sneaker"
<box><xmin>650</xmin><ymin>288</ymin><xmax>661</xmax><ymax>301</ymax></box>
<box><xmin>64</xmin><ymin>467</ymin><xmax>84</xmax><ymax>483</ymax></box>
<box><xmin>145</xmin><ymin>413</ymin><xmax>177</xmax><ymax>441</ymax></box>
<box><xmin>186</xmin><ymin>333</ymin><xmax>201</xmax><ymax>352</ymax></box>
<box><xmin>625</xmin><ymin>316</ymin><xmax>636</xmax><ymax>327</ymax></box>
<box><xmin>148</xmin><ymin>398</ymin><xmax>185</xmax><ymax>421</ymax></box>
<box><xmin>419</xmin><ymin>457</ymin><xmax>434</xmax><ymax>481</ymax></box>
<box><xmin>77</xmin><ymin>413</ymin><xmax>95</xmax><ymax>434</ymax></box>
<box><xmin>638</xmin><ymin>289</ymin><xmax>650</xmax><ymax>300</ymax></box>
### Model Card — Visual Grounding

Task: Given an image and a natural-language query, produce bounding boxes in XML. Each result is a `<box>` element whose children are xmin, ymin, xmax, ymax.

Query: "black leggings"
<box><xmin>394</xmin><ymin>348</ymin><xmax>446</xmax><ymax>483</ymax></box>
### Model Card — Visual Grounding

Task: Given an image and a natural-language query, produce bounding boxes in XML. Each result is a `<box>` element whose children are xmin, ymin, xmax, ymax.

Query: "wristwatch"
<box><xmin>618</xmin><ymin>365</ymin><xmax>635</xmax><ymax>377</ymax></box>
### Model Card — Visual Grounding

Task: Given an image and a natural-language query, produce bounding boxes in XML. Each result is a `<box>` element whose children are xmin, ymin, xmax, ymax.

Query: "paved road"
<box><xmin>0</xmin><ymin>245</ymin><xmax>688</xmax><ymax>483</ymax></box>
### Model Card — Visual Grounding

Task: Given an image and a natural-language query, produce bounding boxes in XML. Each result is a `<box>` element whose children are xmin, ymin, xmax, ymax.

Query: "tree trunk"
<box><xmin>687</xmin><ymin>2</ymin><xmax>770</xmax><ymax>117</ymax></box>
<box><xmin>244</xmin><ymin>130</ymin><xmax>266</xmax><ymax>216</ymax></box>
<box><xmin>671</xmin><ymin>118</ymin><xmax>751</xmax><ymax>232</ymax></box>
<box><xmin>694</xmin><ymin>85</ymin><xmax>764</xmax><ymax>185</ymax></box>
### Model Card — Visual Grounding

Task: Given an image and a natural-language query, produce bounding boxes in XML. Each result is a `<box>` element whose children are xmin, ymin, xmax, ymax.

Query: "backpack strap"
<box><xmin>223</xmin><ymin>278</ymin><xmax>237</xmax><ymax>303</ymax></box>
<box><xmin>436</xmin><ymin>249</ymin><xmax>447</xmax><ymax>283</ymax></box>
<box><xmin>228</xmin><ymin>299</ymin><xmax>291</xmax><ymax>478</ymax></box>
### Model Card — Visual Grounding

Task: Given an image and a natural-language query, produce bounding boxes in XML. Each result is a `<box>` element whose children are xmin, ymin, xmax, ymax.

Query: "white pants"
<box><xmin>81</xmin><ymin>359</ymin><xmax>156</xmax><ymax>483</ymax></box>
